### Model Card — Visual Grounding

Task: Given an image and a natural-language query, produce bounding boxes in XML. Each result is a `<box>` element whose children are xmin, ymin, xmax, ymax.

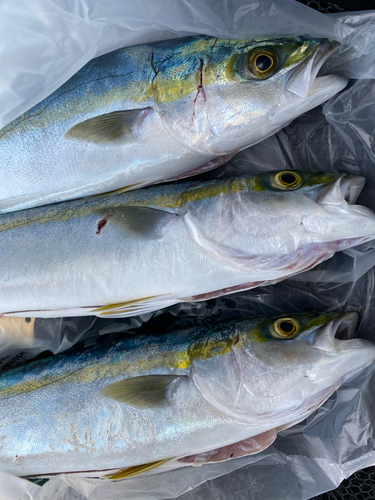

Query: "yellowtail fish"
<box><xmin>0</xmin><ymin>311</ymin><xmax>373</xmax><ymax>479</ymax></box>
<box><xmin>0</xmin><ymin>36</ymin><xmax>346</xmax><ymax>213</ymax></box>
<box><xmin>0</xmin><ymin>170</ymin><xmax>374</xmax><ymax>319</ymax></box>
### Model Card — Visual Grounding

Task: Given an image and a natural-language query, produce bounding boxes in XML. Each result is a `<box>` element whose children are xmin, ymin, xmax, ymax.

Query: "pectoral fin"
<box><xmin>103</xmin><ymin>458</ymin><xmax>173</xmax><ymax>480</ymax></box>
<box><xmin>99</xmin><ymin>206</ymin><xmax>178</xmax><ymax>238</ymax></box>
<box><xmin>64</xmin><ymin>108</ymin><xmax>152</xmax><ymax>144</ymax></box>
<box><xmin>101</xmin><ymin>375</ymin><xmax>184</xmax><ymax>408</ymax></box>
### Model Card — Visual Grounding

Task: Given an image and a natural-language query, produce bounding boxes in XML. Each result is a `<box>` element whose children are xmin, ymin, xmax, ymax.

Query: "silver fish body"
<box><xmin>0</xmin><ymin>36</ymin><xmax>346</xmax><ymax>213</ymax></box>
<box><xmin>0</xmin><ymin>312</ymin><xmax>373</xmax><ymax>478</ymax></box>
<box><xmin>0</xmin><ymin>170</ymin><xmax>374</xmax><ymax>318</ymax></box>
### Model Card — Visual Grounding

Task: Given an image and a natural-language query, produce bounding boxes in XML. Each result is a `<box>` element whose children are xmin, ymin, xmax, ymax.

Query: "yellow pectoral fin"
<box><xmin>103</xmin><ymin>458</ymin><xmax>173</xmax><ymax>480</ymax></box>
<box><xmin>98</xmin><ymin>206</ymin><xmax>179</xmax><ymax>238</ymax></box>
<box><xmin>64</xmin><ymin>108</ymin><xmax>152</xmax><ymax>144</ymax></box>
<box><xmin>101</xmin><ymin>374</ymin><xmax>185</xmax><ymax>408</ymax></box>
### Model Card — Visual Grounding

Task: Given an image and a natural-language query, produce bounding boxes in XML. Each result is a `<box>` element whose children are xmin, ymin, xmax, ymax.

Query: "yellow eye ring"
<box><xmin>271</xmin><ymin>318</ymin><xmax>299</xmax><ymax>339</ymax></box>
<box><xmin>273</xmin><ymin>171</ymin><xmax>302</xmax><ymax>190</ymax></box>
<box><xmin>248</xmin><ymin>49</ymin><xmax>277</xmax><ymax>78</ymax></box>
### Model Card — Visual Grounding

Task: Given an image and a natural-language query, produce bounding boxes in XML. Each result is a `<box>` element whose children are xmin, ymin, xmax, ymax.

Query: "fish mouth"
<box><xmin>331</xmin><ymin>311</ymin><xmax>358</xmax><ymax>343</ymax></box>
<box><xmin>311</xmin><ymin>311</ymin><xmax>375</xmax><ymax>356</ymax></box>
<box><xmin>319</xmin><ymin>174</ymin><xmax>365</xmax><ymax>202</ymax></box>
<box><xmin>337</xmin><ymin>175</ymin><xmax>365</xmax><ymax>205</ymax></box>
<box><xmin>317</xmin><ymin>174</ymin><xmax>369</xmax><ymax>210</ymax></box>
<box><xmin>286</xmin><ymin>40</ymin><xmax>344</xmax><ymax>98</ymax></box>
<box><xmin>312</xmin><ymin>312</ymin><xmax>358</xmax><ymax>353</ymax></box>
<box><xmin>313</xmin><ymin>312</ymin><xmax>375</xmax><ymax>391</ymax></box>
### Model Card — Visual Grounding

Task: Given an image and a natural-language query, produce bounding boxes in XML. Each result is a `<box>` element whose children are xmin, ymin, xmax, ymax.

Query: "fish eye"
<box><xmin>248</xmin><ymin>49</ymin><xmax>278</xmax><ymax>78</ymax></box>
<box><xmin>271</xmin><ymin>318</ymin><xmax>299</xmax><ymax>339</ymax></box>
<box><xmin>255</xmin><ymin>54</ymin><xmax>273</xmax><ymax>72</ymax></box>
<box><xmin>273</xmin><ymin>171</ymin><xmax>302</xmax><ymax>190</ymax></box>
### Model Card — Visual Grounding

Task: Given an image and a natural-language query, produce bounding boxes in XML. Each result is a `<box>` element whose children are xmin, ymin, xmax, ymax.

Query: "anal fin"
<box><xmin>3</xmin><ymin>294</ymin><xmax>179</xmax><ymax>319</ymax></box>
<box><xmin>102</xmin><ymin>458</ymin><xmax>173</xmax><ymax>480</ymax></box>
<box><xmin>93</xmin><ymin>294</ymin><xmax>178</xmax><ymax>317</ymax></box>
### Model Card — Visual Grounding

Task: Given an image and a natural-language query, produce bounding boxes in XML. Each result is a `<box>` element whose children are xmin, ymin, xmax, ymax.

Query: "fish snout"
<box><xmin>311</xmin><ymin>174</ymin><xmax>375</xmax><ymax>241</ymax></box>
<box><xmin>286</xmin><ymin>40</ymin><xmax>342</xmax><ymax>99</ymax></box>
<box><xmin>317</xmin><ymin>174</ymin><xmax>365</xmax><ymax>207</ymax></box>
<box><xmin>311</xmin><ymin>312</ymin><xmax>375</xmax><ymax>387</ymax></box>
<box><xmin>312</xmin><ymin>312</ymin><xmax>358</xmax><ymax>353</ymax></box>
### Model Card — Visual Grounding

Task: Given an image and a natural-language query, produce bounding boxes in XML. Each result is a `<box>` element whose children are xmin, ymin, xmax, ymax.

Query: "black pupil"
<box><xmin>280</xmin><ymin>321</ymin><xmax>294</xmax><ymax>334</ymax></box>
<box><xmin>256</xmin><ymin>55</ymin><xmax>272</xmax><ymax>72</ymax></box>
<box><xmin>280</xmin><ymin>173</ymin><xmax>296</xmax><ymax>185</ymax></box>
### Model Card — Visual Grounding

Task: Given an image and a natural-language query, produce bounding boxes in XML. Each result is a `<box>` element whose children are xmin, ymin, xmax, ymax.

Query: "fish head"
<box><xmin>183</xmin><ymin>171</ymin><xmax>375</xmax><ymax>277</ymax></box>
<box><xmin>191</xmin><ymin>312</ymin><xmax>375</xmax><ymax>427</ymax></box>
<box><xmin>152</xmin><ymin>36</ymin><xmax>347</xmax><ymax>155</ymax></box>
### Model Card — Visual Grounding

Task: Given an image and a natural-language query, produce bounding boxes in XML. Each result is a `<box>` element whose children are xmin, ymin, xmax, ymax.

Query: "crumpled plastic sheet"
<box><xmin>2</xmin><ymin>0</ymin><xmax>375</xmax><ymax>129</ymax></box>
<box><xmin>1</xmin><ymin>1</ymin><xmax>375</xmax><ymax>499</ymax></box>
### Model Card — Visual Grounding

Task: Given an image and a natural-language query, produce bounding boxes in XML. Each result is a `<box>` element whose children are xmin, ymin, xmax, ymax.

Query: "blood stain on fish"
<box><xmin>96</xmin><ymin>219</ymin><xmax>108</xmax><ymax>235</ymax></box>
<box><xmin>193</xmin><ymin>58</ymin><xmax>206</xmax><ymax>120</ymax></box>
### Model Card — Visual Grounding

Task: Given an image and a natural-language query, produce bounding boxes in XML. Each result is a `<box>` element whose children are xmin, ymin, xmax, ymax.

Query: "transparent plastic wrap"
<box><xmin>1</xmin><ymin>1</ymin><xmax>375</xmax><ymax>500</ymax></box>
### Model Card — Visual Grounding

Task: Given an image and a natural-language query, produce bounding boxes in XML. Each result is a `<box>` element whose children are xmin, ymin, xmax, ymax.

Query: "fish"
<box><xmin>0</xmin><ymin>170</ymin><xmax>374</xmax><ymax>319</ymax></box>
<box><xmin>0</xmin><ymin>311</ymin><xmax>374</xmax><ymax>479</ymax></box>
<box><xmin>0</xmin><ymin>35</ymin><xmax>347</xmax><ymax>213</ymax></box>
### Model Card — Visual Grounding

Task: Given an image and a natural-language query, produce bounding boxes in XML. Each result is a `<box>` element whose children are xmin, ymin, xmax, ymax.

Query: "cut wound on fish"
<box><xmin>64</xmin><ymin>108</ymin><xmax>152</xmax><ymax>144</ymax></box>
<box><xmin>96</xmin><ymin>218</ymin><xmax>107</xmax><ymax>234</ymax></box>
<box><xmin>193</xmin><ymin>58</ymin><xmax>206</xmax><ymax>119</ymax></box>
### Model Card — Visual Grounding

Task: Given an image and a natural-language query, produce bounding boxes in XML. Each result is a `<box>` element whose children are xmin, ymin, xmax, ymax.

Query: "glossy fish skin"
<box><xmin>0</xmin><ymin>170</ymin><xmax>374</xmax><ymax>319</ymax></box>
<box><xmin>0</xmin><ymin>312</ymin><xmax>374</xmax><ymax>478</ymax></box>
<box><xmin>0</xmin><ymin>36</ymin><xmax>347</xmax><ymax>213</ymax></box>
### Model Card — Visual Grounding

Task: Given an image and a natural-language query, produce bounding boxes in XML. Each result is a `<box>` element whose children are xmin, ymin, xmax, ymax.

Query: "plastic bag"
<box><xmin>1</xmin><ymin>0</ymin><xmax>375</xmax><ymax>129</ymax></box>
<box><xmin>1</xmin><ymin>1</ymin><xmax>375</xmax><ymax>499</ymax></box>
